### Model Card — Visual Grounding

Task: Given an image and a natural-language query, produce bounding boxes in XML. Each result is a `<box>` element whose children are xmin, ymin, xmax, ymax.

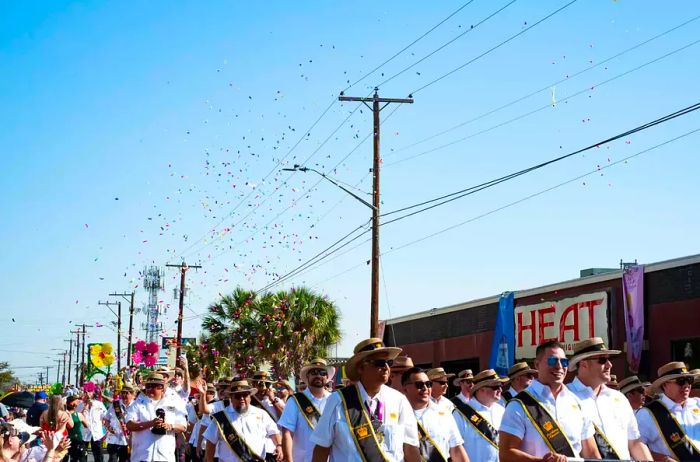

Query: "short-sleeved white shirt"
<box><xmin>636</xmin><ymin>394</ymin><xmax>700</xmax><ymax>457</ymax></box>
<box><xmin>500</xmin><ymin>379</ymin><xmax>594</xmax><ymax>457</ymax></box>
<box><xmin>310</xmin><ymin>382</ymin><xmax>419</xmax><ymax>462</ymax></box>
<box><xmin>105</xmin><ymin>401</ymin><xmax>129</xmax><ymax>446</ymax></box>
<box><xmin>124</xmin><ymin>392</ymin><xmax>188</xmax><ymax>462</ymax></box>
<box><xmin>430</xmin><ymin>395</ymin><xmax>455</xmax><ymax>414</ymax></box>
<box><xmin>76</xmin><ymin>399</ymin><xmax>107</xmax><ymax>441</ymax></box>
<box><xmin>453</xmin><ymin>397</ymin><xmax>503</xmax><ymax>462</ymax></box>
<box><xmin>202</xmin><ymin>404</ymin><xmax>280</xmax><ymax>462</ymax></box>
<box><xmin>277</xmin><ymin>388</ymin><xmax>331</xmax><ymax>462</ymax></box>
<box><xmin>568</xmin><ymin>377</ymin><xmax>640</xmax><ymax>459</ymax></box>
<box><xmin>414</xmin><ymin>402</ymin><xmax>463</xmax><ymax>459</ymax></box>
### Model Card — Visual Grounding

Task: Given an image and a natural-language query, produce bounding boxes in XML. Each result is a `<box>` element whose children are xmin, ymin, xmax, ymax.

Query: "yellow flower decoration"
<box><xmin>90</xmin><ymin>345</ymin><xmax>102</xmax><ymax>356</ymax></box>
<box><xmin>92</xmin><ymin>356</ymin><xmax>104</xmax><ymax>368</ymax></box>
<box><xmin>103</xmin><ymin>355</ymin><xmax>114</xmax><ymax>366</ymax></box>
<box><xmin>101</xmin><ymin>343</ymin><xmax>113</xmax><ymax>354</ymax></box>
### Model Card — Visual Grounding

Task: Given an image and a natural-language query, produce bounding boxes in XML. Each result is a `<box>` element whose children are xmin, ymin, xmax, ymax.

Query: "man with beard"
<box><xmin>567</xmin><ymin>338</ymin><xmax>652</xmax><ymax>461</ymax></box>
<box><xmin>636</xmin><ymin>362</ymin><xmax>700</xmax><ymax>461</ymax></box>
<box><xmin>125</xmin><ymin>372</ymin><xmax>188</xmax><ymax>462</ymax></box>
<box><xmin>310</xmin><ymin>338</ymin><xmax>420</xmax><ymax>462</ymax></box>
<box><xmin>104</xmin><ymin>382</ymin><xmax>136</xmax><ymax>462</ymax></box>
<box><xmin>499</xmin><ymin>340</ymin><xmax>600</xmax><ymax>462</ymax></box>
<box><xmin>278</xmin><ymin>359</ymin><xmax>335</xmax><ymax>462</ymax></box>
<box><xmin>401</xmin><ymin>367</ymin><xmax>468</xmax><ymax>462</ymax></box>
<box><xmin>203</xmin><ymin>380</ymin><xmax>282</xmax><ymax>462</ymax></box>
<box><xmin>501</xmin><ymin>363</ymin><xmax>537</xmax><ymax>403</ymax></box>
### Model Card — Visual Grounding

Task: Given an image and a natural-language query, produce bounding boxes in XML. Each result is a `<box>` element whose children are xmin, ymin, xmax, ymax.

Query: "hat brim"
<box><xmin>651</xmin><ymin>371</ymin><xmax>700</xmax><ymax>394</ymax></box>
<box><xmin>569</xmin><ymin>349</ymin><xmax>622</xmax><ymax>371</ymax></box>
<box><xmin>452</xmin><ymin>376</ymin><xmax>474</xmax><ymax>387</ymax></box>
<box><xmin>620</xmin><ymin>382</ymin><xmax>650</xmax><ymax>395</ymax></box>
<box><xmin>345</xmin><ymin>347</ymin><xmax>402</xmax><ymax>382</ymax></box>
<box><xmin>229</xmin><ymin>387</ymin><xmax>254</xmax><ymax>395</ymax></box>
<box><xmin>509</xmin><ymin>368</ymin><xmax>538</xmax><ymax>380</ymax></box>
<box><xmin>300</xmin><ymin>365</ymin><xmax>337</xmax><ymax>384</ymax></box>
<box><xmin>472</xmin><ymin>377</ymin><xmax>509</xmax><ymax>393</ymax></box>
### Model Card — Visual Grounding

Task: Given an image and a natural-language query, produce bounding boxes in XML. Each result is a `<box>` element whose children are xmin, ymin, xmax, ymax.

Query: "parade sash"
<box><xmin>212</xmin><ymin>410</ymin><xmax>276</xmax><ymax>462</ymax></box>
<box><xmin>645</xmin><ymin>400</ymin><xmax>700</xmax><ymax>461</ymax></box>
<box><xmin>417</xmin><ymin>420</ymin><xmax>448</xmax><ymax>462</ymax></box>
<box><xmin>502</xmin><ymin>390</ymin><xmax>513</xmax><ymax>402</ymax></box>
<box><xmin>513</xmin><ymin>391</ymin><xmax>576</xmax><ymax>457</ymax></box>
<box><xmin>451</xmin><ymin>400</ymin><xmax>498</xmax><ymax>448</ymax></box>
<box><xmin>291</xmin><ymin>392</ymin><xmax>321</xmax><ymax>430</ymax></box>
<box><xmin>592</xmin><ymin>423</ymin><xmax>620</xmax><ymax>460</ymax></box>
<box><xmin>112</xmin><ymin>401</ymin><xmax>129</xmax><ymax>438</ymax></box>
<box><xmin>338</xmin><ymin>385</ymin><xmax>389</xmax><ymax>462</ymax></box>
<box><xmin>251</xmin><ymin>395</ymin><xmax>278</xmax><ymax>422</ymax></box>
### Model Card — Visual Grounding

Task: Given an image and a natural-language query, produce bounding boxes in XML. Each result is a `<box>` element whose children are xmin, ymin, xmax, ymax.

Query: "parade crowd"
<box><xmin>2</xmin><ymin>336</ymin><xmax>700</xmax><ymax>462</ymax></box>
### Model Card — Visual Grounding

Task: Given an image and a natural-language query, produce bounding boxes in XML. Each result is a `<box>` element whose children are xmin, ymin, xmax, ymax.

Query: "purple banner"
<box><xmin>622</xmin><ymin>265</ymin><xmax>645</xmax><ymax>373</ymax></box>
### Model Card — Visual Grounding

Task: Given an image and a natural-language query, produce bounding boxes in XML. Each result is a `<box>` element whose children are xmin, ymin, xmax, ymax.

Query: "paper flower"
<box><xmin>134</xmin><ymin>340</ymin><xmax>147</xmax><ymax>351</ymax></box>
<box><xmin>132</xmin><ymin>351</ymin><xmax>143</xmax><ymax>364</ymax></box>
<box><xmin>144</xmin><ymin>355</ymin><xmax>157</xmax><ymax>367</ymax></box>
<box><xmin>90</xmin><ymin>345</ymin><xmax>102</xmax><ymax>356</ymax></box>
<box><xmin>101</xmin><ymin>343</ymin><xmax>113</xmax><ymax>354</ymax></box>
<box><xmin>146</xmin><ymin>342</ymin><xmax>159</xmax><ymax>354</ymax></box>
<box><xmin>92</xmin><ymin>356</ymin><xmax>104</xmax><ymax>368</ymax></box>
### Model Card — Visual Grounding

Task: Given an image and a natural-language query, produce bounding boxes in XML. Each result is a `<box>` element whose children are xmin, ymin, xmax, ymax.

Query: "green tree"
<box><xmin>0</xmin><ymin>362</ymin><xmax>19</xmax><ymax>394</ymax></box>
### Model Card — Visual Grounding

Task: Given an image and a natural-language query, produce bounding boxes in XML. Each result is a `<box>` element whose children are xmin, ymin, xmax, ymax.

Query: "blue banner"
<box><xmin>489</xmin><ymin>292</ymin><xmax>515</xmax><ymax>376</ymax></box>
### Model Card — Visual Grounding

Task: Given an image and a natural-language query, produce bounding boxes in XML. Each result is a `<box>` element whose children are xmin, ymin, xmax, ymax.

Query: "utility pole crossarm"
<box><xmin>339</xmin><ymin>95</ymin><xmax>414</xmax><ymax>104</ymax></box>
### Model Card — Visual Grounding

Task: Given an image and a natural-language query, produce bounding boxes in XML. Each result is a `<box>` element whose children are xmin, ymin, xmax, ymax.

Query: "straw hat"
<box><xmin>119</xmin><ymin>382</ymin><xmax>137</xmax><ymax>393</ymax></box>
<box><xmin>300</xmin><ymin>358</ymin><xmax>336</xmax><ymax>384</ymax></box>
<box><xmin>216</xmin><ymin>377</ymin><xmax>233</xmax><ymax>388</ymax></box>
<box><xmin>569</xmin><ymin>337</ymin><xmax>621</xmax><ymax>371</ymax></box>
<box><xmin>608</xmin><ymin>374</ymin><xmax>619</xmax><ymax>389</ymax></box>
<box><xmin>391</xmin><ymin>356</ymin><xmax>415</xmax><ymax>373</ymax></box>
<box><xmin>651</xmin><ymin>362</ymin><xmax>700</xmax><ymax>393</ymax></box>
<box><xmin>452</xmin><ymin>369</ymin><xmax>474</xmax><ymax>387</ymax></box>
<box><xmin>206</xmin><ymin>383</ymin><xmax>216</xmax><ymax>393</ymax></box>
<box><xmin>344</xmin><ymin>338</ymin><xmax>402</xmax><ymax>382</ymax></box>
<box><xmin>471</xmin><ymin>369</ymin><xmax>509</xmax><ymax>393</ymax></box>
<box><xmin>251</xmin><ymin>371</ymin><xmax>275</xmax><ymax>384</ymax></box>
<box><xmin>155</xmin><ymin>366</ymin><xmax>174</xmax><ymax>379</ymax></box>
<box><xmin>618</xmin><ymin>376</ymin><xmax>651</xmax><ymax>395</ymax></box>
<box><xmin>143</xmin><ymin>372</ymin><xmax>167</xmax><ymax>385</ymax></box>
<box><xmin>228</xmin><ymin>380</ymin><xmax>254</xmax><ymax>395</ymax></box>
<box><xmin>426</xmin><ymin>367</ymin><xmax>455</xmax><ymax>382</ymax></box>
<box><xmin>508</xmin><ymin>362</ymin><xmax>537</xmax><ymax>380</ymax></box>
<box><xmin>690</xmin><ymin>369</ymin><xmax>700</xmax><ymax>388</ymax></box>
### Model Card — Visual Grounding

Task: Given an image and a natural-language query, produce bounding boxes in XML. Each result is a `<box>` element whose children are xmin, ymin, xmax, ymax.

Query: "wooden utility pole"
<box><xmin>110</xmin><ymin>291</ymin><xmax>135</xmax><ymax>367</ymax></box>
<box><xmin>64</xmin><ymin>338</ymin><xmax>73</xmax><ymax>385</ymax></box>
<box><xmin>99</xmin><ymin>300</ymin><xmax>122</xmax><ymax>370</ymax></box>
<box><xmin>166</xmin><ymin>262</ymin><xmax>201</xmax><ymax>359</ymax></box>
<box><xmin>70</xmin><ymin>329</ymin><xmax>81</xmax><ymax>385</ymax></box>
<box><xmin>338</xmin><ymin>88</ymin><xmax>413</xmax><ymax>337</ymax></box>
<box><xmin>73</xmin><ymin>324</ymin><xmax>93</xmax><ymax>385</ymax></box>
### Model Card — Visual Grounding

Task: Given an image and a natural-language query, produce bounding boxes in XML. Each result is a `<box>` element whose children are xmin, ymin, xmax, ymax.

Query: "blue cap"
<box><xmin>35</xmin><ymin>391</ymin><xmax>48</xmax><ymax>399</ymax></box>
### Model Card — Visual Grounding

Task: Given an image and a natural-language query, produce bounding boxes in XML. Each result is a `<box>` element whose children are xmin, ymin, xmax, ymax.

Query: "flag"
<box><xmin>490</xmin><ymin>292</ymin><xmax>515</xmax><ymax>376</ymax></box>
<box><xmin>623</xmin><ymin>265</ymin><xmax>645</xmax><ymax>373</ymax></box>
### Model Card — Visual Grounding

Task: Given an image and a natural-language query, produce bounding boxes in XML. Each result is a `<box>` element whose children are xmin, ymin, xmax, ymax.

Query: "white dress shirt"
<box><xmin>76</xmin><ymin>399</ymin><xmax>107</xmax><ymax>441</ymax></box>
<box><xmin>500</xmin><ymin>379</ymin><xmax>594</xmax><ymax>457</ymax></box>
<box><xmin>203</xmin><ymin>404</ymin><xmax>280</xmax><ymax>462</ymax></box>
<box><xmin>105</xmin><ymin>401</ymin><xmax>129</xmax><ymax>446</ymax></box>
<box><xmin>636</xmin><ymin>394</ymin><xmax>700</xmax><ymax>457</ymax></box>
<box><xmin>453</xmin><ymin>397</ymin><xmax>503</xmax><ymax>462</ymax></box>
<box><xmin>125</xmin><ymin>392</ymin><xmax>188</xmax><ymax>462</ymax></box>
<box><xmin>454</xmin><ymin>392</ymin><xmax>469</xmax><ymax>405</ymax></box>
<box><xmin>414</xmin><ymin>402</ymin><xmax>463</xmax><ymax>459</ymax></box>
<box><xmin>430</xmin><ymin>395</ymin><xmax>455</xmax><ymax>414</ymax></box>
<box><xmin>277</xmin><ymin>388</ymin><xmax>331</xmax><ymax>462</ymax></box>
<box><xmin>568</xmin><ymin>377</ymin><xmax>640</xmax><ymax>459</ymax></box>
<box><xmin>310</xmin><ymin>382</ymin><xmax>419</xmax><ymax>462</ymax></box>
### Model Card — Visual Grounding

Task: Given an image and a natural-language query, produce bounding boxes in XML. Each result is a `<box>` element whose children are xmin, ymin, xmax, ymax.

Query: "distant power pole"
<box><xmin>64</xmin><ymin>338</ymin><xmax>73</xmax><ymax>386</ymax></box>
<box><xmin>70</xmin><ymin>329</ymin><xmax>81</xmax><ymax>385</ymax></box>
<box><xmin>338</xmin><ymin>88</ymin><xmax>413</xmax><ymax>337</ymax></box>
<box><xmin>99</xmin><ymin>300</ymin><xmax>122</xmax><ymax>370</ymax></box>
<box><xmin>110</xmin><ymin>291</ymin><xmax>136</xmax><ymax>367</ymax></box>
<box><xmin>166</xmin><ymin>262</ymin><xmax>202</xmax><ymax>358</ymax></box>
<box><xmin>73</xmin><ymin>324</ymin><xmax>93</xmax><ymax>385</ymax></box>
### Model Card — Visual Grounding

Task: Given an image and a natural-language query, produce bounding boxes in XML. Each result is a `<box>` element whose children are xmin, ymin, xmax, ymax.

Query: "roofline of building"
<box><xmin>385</xmin><ymin>253</ymin><xmax>700</xmax><ymax>325</ymax></box>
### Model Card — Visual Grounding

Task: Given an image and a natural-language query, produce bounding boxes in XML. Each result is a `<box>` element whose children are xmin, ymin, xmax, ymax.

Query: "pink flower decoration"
<box><xmin>144</xmin><ymin>355</ymin><xmax>157</xmax><ymax>367</ymax></box>
<box><xmin>134</xmin><ymin>340</ymin><xmax>147</xmax><ymax>351</ymax></box>
<box><xmin>83</xmin><ymin>381</ymin><xmax>96</xmax><ymax>392</ymax></box>
<box><xmin>132</xmin><ymin>351</ymin><xmax>143</xmax><ymax>365</ymax></box>
<box><xmin>145</xmin><ymin>342</ymin><xmax>159</xmax><ymax>354</ymax></box>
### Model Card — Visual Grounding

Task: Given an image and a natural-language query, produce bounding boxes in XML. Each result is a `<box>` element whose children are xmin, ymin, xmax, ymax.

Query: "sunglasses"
<box><xmin>433</xmin><ymin>380</ymin><xmax>448</xmax><ymax>385</ymax></box>
<box><xmin>588</xmin><ymin>357</ymin><xmax>611</xmax><ymax>365</ymax></box>
<box><xmin>366</xmin><ymin>359</ymin><xmax>394</xmax><ymax>368</ymax></box>
<box><xmin>231</xmin><ymin>393</ymin><xmax>250</xmax><ymax>400</ymax></box>
<box><xmin>675</xmin><ymin>377</ymin><xmax>693</xmax><ymax>386</ymax></box>
<box><xmin>546</xmin><ymin>356</ymin><xmax>569</xmax><ymax>368</ymax></box>
<box><xmin>145</xmin><ymin>384</ymin><xmax>164</xmax><ymax>389</ymax></box>
<box><xmin>406</xmin><ymin>380</ymin><xmax>432</xmax><ymax>390</ymax></box>
<box><xmin>486</xmin><ymin>385</ymin><xmax>503</xmax><ymax>391</ymax></box>
<box><xmin>308</xmin><ymin>369</ymin><xmax>328</xmax><ymax>377</ymax></box>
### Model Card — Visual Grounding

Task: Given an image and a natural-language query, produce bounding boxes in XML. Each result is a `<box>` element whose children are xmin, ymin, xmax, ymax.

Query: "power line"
<box><xmin>409</xmin><ymin>0</ymin><xmax>579</xmax><ymax>96</ymax></box>
<box><xmin>387</xmin><ymin>37</ymin><xmax>700</xmax><ymax>166</ymax></box>
<box><xmin>387</xmin><ymin>14</ymin><xmax>700</xmax><ymax>156</ymax></box>
<box><xmin>376</xmin><ymin>0</ymin><xmax>519</xmax><ymax>88</ymax></box>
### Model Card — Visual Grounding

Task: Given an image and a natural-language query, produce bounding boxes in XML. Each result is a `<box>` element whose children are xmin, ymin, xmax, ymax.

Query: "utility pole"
<box><xmin>54</xmin><ymin>359</ymin><xmax>61</xmax><ymax>383</ymax></box>
<box><xmin>166</xmin><ymin>262</ymin><xmax>202</xmax><ymax>358</ymax></box>
<box><xmin>99</xmin><ymin>300</ymin><xmax>122</xmax><ymax>370</ymax></box>
<box><xmin>73</xmin><ymin>324</ymin><xmax>93</xmax><ymax>385</ymax></box>
<box><xmin>338</xmin><ymin>88</ymin><xmax>413</xmax><ymax>337</ymax></box>
<box><xmin>110</xmin><ymin>291</ymin><xmax>135</xmax><ymax>367</ymax></box>
<box><xmin>64</xmin><ymin>339</ymin><xmax>73</xmax><ymax>385</ymax></box>
<box><xmin>71</xmin><ymin>330</ymin><xmax>81</xmax><ymax>385</ymax></box>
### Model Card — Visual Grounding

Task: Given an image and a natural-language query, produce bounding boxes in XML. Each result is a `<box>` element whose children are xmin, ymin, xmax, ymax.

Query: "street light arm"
<box><xmin>284</xmin><ymin>166</ymin><xmax>376</xmax><ymax>210</ymax></box>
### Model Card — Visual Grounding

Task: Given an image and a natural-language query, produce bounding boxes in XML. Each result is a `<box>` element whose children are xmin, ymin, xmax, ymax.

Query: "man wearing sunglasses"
<box><xmin>279</xmin><ymin>358</ymin><xmax>334</xmax><ymax>462</ymax></box>
<box><xmin>618</xmin><ymin>376</ymin><xmax>650</xmax><ymax>412</ymax></box>
<box><xmin>125</xmin><ymin>372</ymin><xmax>188</xmax><ymax>462</ymax></box>
<box><xmin>499</xmin><ymin>340</ymin><xmax>600</xmax><ymax>462</ymax></box>
<box><xmin>451</xmin><ymin>370</ymin><xmax>474</xmax><ymax>405</ymax></box>
<box><xmin>567</xmin><ymin>337</ymin><xmax>652</xmax><ymax>461</ymax></box>
<box><xmin>311</xmin><ymin>338</ymin><xmax>421</xmax><ymax>462</ymax></box>
<box><xmin>426</xmin><ymin>368</ymin><xmax>456</xmax><ymax>415</ymax></box>
<box><xmin>636</xmin><ymin>361</ymin><xmax>700</xmax><ymax>461</ymax></box>
<box><xmin>501</xmin><ymin>363</ymin><xmax>537</xmax><ymax>403</ymax></box>
<box><xmin>401</xmin><ymin>367</ymin><xmax>468</xmax><ymax>462</ymax></box>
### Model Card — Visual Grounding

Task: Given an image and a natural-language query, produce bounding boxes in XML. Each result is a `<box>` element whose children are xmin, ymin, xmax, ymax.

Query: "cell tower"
<box><xmin>142</xmin><ymin>266</ymin><xmax>165</xmax><ymax>344</ymax></box>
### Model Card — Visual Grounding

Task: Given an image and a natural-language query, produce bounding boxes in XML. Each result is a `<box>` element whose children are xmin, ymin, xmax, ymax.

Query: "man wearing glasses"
<box><xmin>451</xmin><ymin>370</ymin><xmax>474</xmax><ymax>405</ymax></box>
<box><xmin>567</xmin><ymin>338</ymin><xmax>652</xmax><ymax>461</ymax></box>
<box><xmin>311</xmin><ymin>338</ymin><xmax>420</xmax><ymax>462</ymax></box>
<box><xmin>278</xmin><ymin>358</ymin><xmax>335</xmax><ymax>462</ymax></box>
<box><xmin>499</xmin><ymin>340</ymin><xmax>601</xmax><ymax>462</ymax></box>
<box><xmin>636</xmin><ymin>361</ymin><xmax>700</xmax><ymax>461</ymax></box>
<box><xmin>618</xmin><ymin>376</ymin><xmax>650</xmax><ymax>412</ymax></box>
<box><xmin>203</xmin><ymin>380</ymin><xmax>282</xmax><ymax>462</ymax></box>
<box><xmin>426</xmin><ymin>368</ymin><xmax>456</xmax><ymax>415</ymax></box>
<box><xmin>125</xmin><ymin>372</ymin><xmax>188</xmax><ymax>462</ymax></box>
<box><xmin>453</xmin><ymin>369</ymin><xmax>506</xmax><ymax>462</ymax></box>
<box><xmin>501</xmin><ymin>363</ymin><xmax>536</xmax><ymax>403</ymax></box>
<box><xmin>401</xmin><ymin>367</ymin><xmax>468</xmax><ymax>462</ymax></box>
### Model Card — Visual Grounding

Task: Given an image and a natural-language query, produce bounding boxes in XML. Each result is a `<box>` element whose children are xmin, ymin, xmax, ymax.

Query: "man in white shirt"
<box><xmin>499</xmin><ymin>340</ymin><xmax>601</xmax><ymax>462</ymax></box>
<box><xmin>451</xmin><ymin>370</ymin><xmax>474</xmax><ymax>405</ymax></box>
<box><xmin>279</xmin><ymin>358</ymin><xmax>335</xmax><ymax>462</ymax></box>
<box><xmin>501</xmin><ymin>362</ymin><xmax>537</xmax><ymax>403</ymax></box>
<box><xmin>618</xmin><ymin>376</ymin><xmax>650</xmax><ymax>412</ymax></box>
<box><xmin>311</xmin><ymin>337</ymin><xmax>421</xmax><ymax>462</ymax></box>
<box><xmin>402</xmin><ymin>367</ymin><xmax>468</xmax><ymax>462</ymax></box>
<box><xmin>77</xmin><ymin>382</ymin><xmax>108</xmax><ymax>462</ymax></box>
<box><xmin>636</xmin><ymin>361</ymin><xmax>700</xmax><ymax>461</ymax></box>
<box><xmin>453</xmin><ymin>369</ymin><xmax>507</xmax><ymax>462</ymax></box>
<box><xmin>125</xmin><ymin>372</ymin><xmax>188</xmax><ymax>462</ymax></box>
<box><xmin>250</xmin><ymin>371</ymin><xmax>283</xmax><ymax>421</ymax></box>
<box><xmin>426</xmin><ymin>368</ymin><xmax>455</xmax><ymax>414</ymax></box>
<box><xmin>188</xmin><ymin>384</ymin><xmax>215</xmax><ymax>462</ymax></box>
<box><xmin>203</xmin><ymin>380</ymin><xmax>282</xmax><ymax>462</ymax></box>
<box><xmin>104</xmin><ymin>382</ymin><xmax>136</xmax><ymax>462</ymax></box>
<box><xmin>567</xmin><ymin>337</ymin><xmax>652</xmax><ymax>461</ymax></box>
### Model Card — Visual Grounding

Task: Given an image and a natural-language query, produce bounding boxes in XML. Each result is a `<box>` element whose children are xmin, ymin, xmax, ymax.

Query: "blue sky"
<box><xmin>2</xmin><ymin>1</ymin><xmax>699</xmax><ymax>383</ymax></box>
